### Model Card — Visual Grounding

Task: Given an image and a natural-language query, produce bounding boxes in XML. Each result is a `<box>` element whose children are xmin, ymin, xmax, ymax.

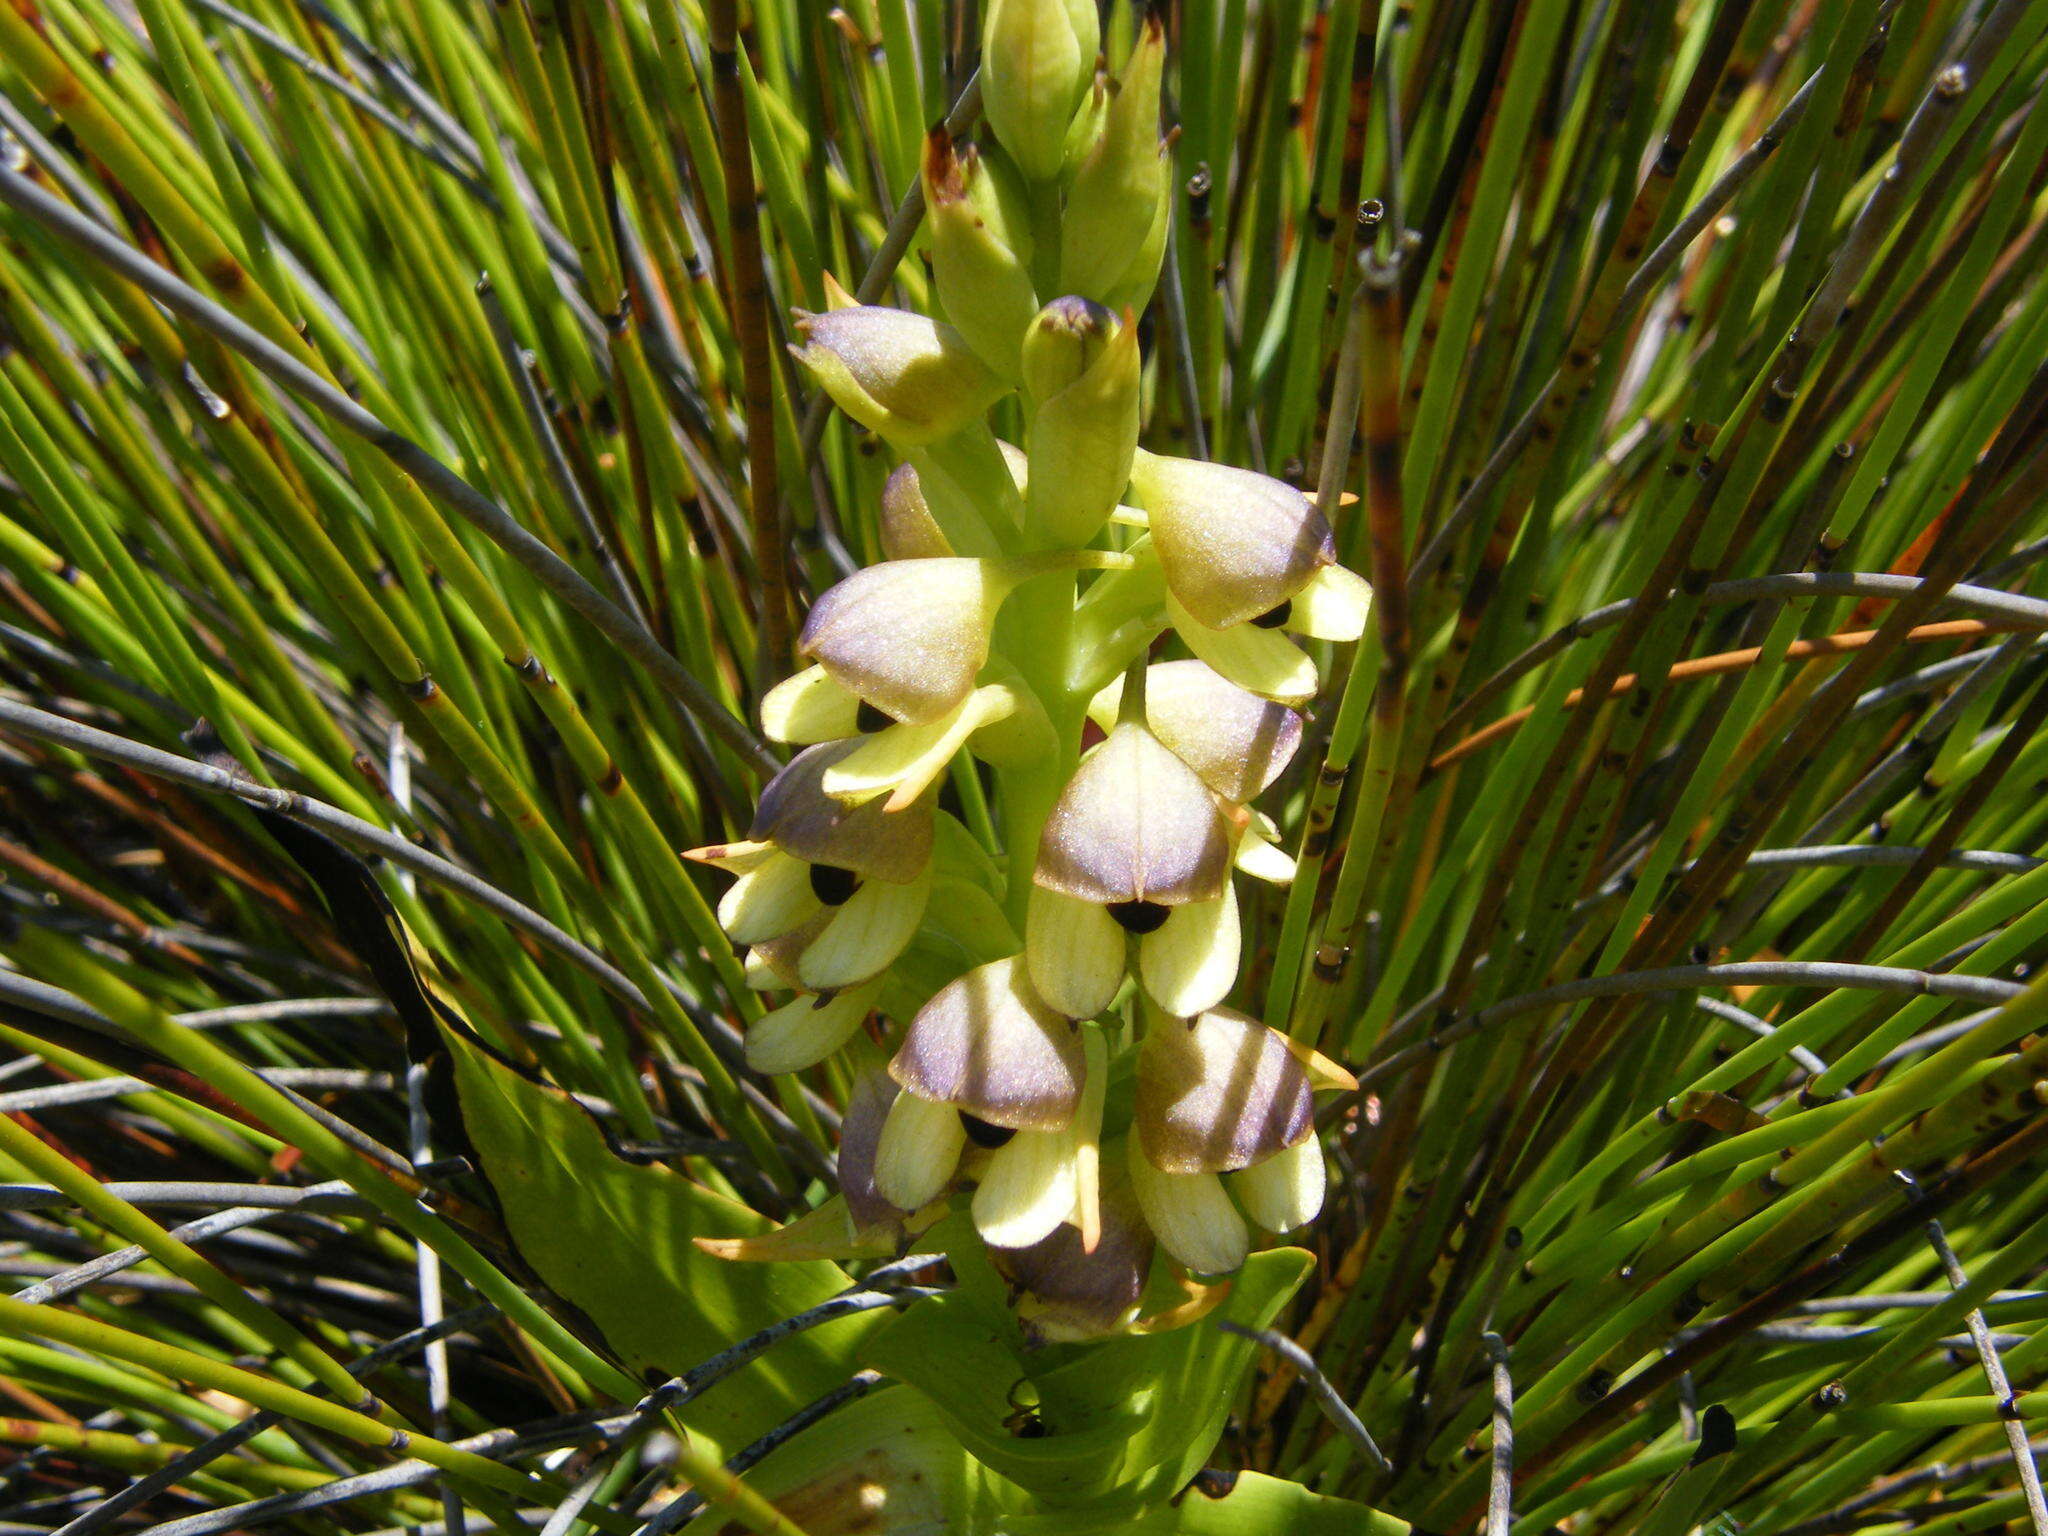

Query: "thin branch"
<box><xmin>1485</xmin><ymin>1332</ymin><xmax>1514</xmax><ymax>1536</ymax></box>
<box><xmin>1927</xmin><ymin>1220</ymin><xmax>2048</xmax><ymax>1536</ymax></box>
<box><xmin>1217</xmin><ymin>1321</ymin><xmax>1392</xmax><ymax>1473</ymax></box>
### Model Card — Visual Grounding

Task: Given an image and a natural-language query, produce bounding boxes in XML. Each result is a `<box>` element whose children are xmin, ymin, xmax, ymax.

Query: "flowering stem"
<box><xmin>996</xmin><ymin>569</ymin><xmax>1079</xmax><ymax>924</ymax></box>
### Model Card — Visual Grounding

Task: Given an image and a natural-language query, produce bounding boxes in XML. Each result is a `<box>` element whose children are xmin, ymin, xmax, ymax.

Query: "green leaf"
<box><xmin>699</xmin><ymin>1384</ymin><xmax>1024</xmax><ymax>1535</ymax></box>
<box><xmin>862</xmin><ymin>1246</ymin><xmax>1314</xmax><ymax>1508</ymax></box>
<box><xmin>441</xmin><ymin>1025</ymin><xmax>876</xmax><ymax>1448</ymax></box>
<box><xmin>698</xmin><ymin>1380</ymin><xmax>1407</xmax><ymax>1536</ymax></box>
<box><xmin>1009</xmin><ymin>1471</ymin><xmax>1413</xmax><ymax>1536</ymax></box>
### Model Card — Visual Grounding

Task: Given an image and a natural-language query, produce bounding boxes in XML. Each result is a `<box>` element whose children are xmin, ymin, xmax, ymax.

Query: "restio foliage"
<box><xmin>0</xmin><ymin>0</ymin><xmax>2044</xmax><ymax>1533</ymax></box>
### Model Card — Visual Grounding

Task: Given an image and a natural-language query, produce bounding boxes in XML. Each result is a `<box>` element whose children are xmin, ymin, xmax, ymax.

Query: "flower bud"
<box><xmin>924</xmin><ymin>131</ymin><xmax>1039</xmax><ymax>380</ymax></box>
<box><xmin>799</xmin><ymin>557</ymin><xmax>1014</xmax><ymax>724</ymax></box>
<box><xmin>1129</xmin><ymin>450</ymin><xmax>1336</xmax><ymax>629</ymax></box>
<box><xmin>890</xmin><ymin>955</ymin><xmax>1086</xmax><ymax>1131</ymax></box>
<box><xmin>981</xmin><ymin>0</ymin><xmax>1099</xmax><ymax>183</ymax></box>
<box><xmin>1099</xmin><ymin>136</ymin><xmax>1172</xmax><ymax>316</ymax></box>
<box><xmin>1088</xmin><ymin>660</ymin><xmax>1302</xmax><ymax>803</ymax></box>
<box><xmin>1135</xmin><ymin>1006</ymin><xmax>1313</xmax><ymax>1175</ymax></box>
<box><xmin>879</xmin><ymin>463</ymin><xmax>954</xmax><ymax>560</ymax></box>
<box><xmin>791</xmin><ymin>306</ymin><xmax>1008</xmax><ymax>446</ymax></box>
<box><xmin>1034</xmin><ymin>722</ymin><xmax>1231</xmax><ymax>908</ymax></box>
<box><xmin>1020</xmin><ymin>298</ymin><xmax>1140</xmax><ymax>544</ymax></box>
<box><xmin>1059</xmin><ymin>16</ymin><xmax>1166</xmax><ymax>300</ymax></box>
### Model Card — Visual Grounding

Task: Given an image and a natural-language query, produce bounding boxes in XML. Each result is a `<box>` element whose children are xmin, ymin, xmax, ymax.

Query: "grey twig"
<box><xmin>1927</xmin><ymin>1221</ymin><xmax>2048</xmax><ymax>1536</ymax></box>
<box><xmin>0</xmin><ymin>696</ymin><xmax>826</xmax><ymax>1164</ymax></box>
<box><xmin>1485</xmin><ymin>1332</ymin><xmax>1514</xmax><ymax>1536</ymax></box>
<box><xmin>1358</xmin><ymin>962</ymin><xmax>2022</xmax><ymax>1094</ymax></box>
<box><xmin>631</xmin><ymin>1372</ymin><xmax>886</xmax><ymax>1533</ymax></box>
<box><xmin>1216</xmin><ymin>1321</ymin><xmax>1391</xmax><ymax>1473</ymax></box>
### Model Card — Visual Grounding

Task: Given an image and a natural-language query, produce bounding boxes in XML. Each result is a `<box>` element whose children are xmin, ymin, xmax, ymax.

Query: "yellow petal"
<box><xmin>821</xmin><ymin>688</ymin><xmax>1013</xmax><ymax>809</ymax></box>
<box><xmin>1127</xmin><ymin>1140</ymin><xmax>1248</xmax><ymax>1275</ymax></box>
<box><xmin>1235</xmin><ymin>818</ymin><xmax>1297</xmax><ymax>885</ymax></box>
<box><xmin>1025</xmin><ymin>886</ymin><xmax>1127</xmax><ymax>1019</ymax></box>
<box><xmin>874</xmin><ymin>1090</ymin><xmax>967</xmax><ymax>1211</ymax></box>
<box><xmin>1230</xmin><ymin>1136</ymin><xmax>1327</xmax><ymax>1234</ymax></box>
<box><xmin>797</xmin><ymin>864</ymin><xmax>933</xmax><ymax>989</ymax></box>
<box><xmin>681</xmin><ymin>838</ymin><xmax>778</xmax><ymax>874</ymax></box>
<box><xmin>1075</xmin><ymin>1028</ymin><xmax>1108</xmax><ymax>1251</ymax></box>
<box><xmin>973</xmin><ymin>1124</ymin><xmax>1081</xmax><ymax>1249</ymax></box>
<box><xmin>1284</xmin><ymin>1036</ymin><xmax>1360</xmax><ymax>1093</ymax></box>
<box><xmin>1166</xmin><ymin>591</ymin><xmax>1318</xmax><ymax>706</ymax></box>
<box><xmin>717</xmin><ymin>850</ymin><xmax>823</xmax><ymax>945</ymax></box>
<box><xmin>743</xmin><ymin>980</ymin><xmax>883</xmax><ymax>1074</ymax></box>
<box><xmin>1139</xmin><ymin>881</ymin><xmax>1240</xmax><ymax>1017</ymax></box>
<box><xmin>760</xmin><ymin>665</ymin><xmax>863</xmax><ymax>743</ymax></box>
<box><xmin>1289</xmin><ymin>563</ymin><xmax>1372</xmax><ymax>642</ymax></box>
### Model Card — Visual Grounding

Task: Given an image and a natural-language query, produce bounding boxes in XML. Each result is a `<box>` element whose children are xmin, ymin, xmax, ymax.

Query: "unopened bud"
<box><xmin>791</xmin><ymin>306</ymin><xmax>1008</xmax><ymax>446</ymax></box>
<box><xmin>879</xmin><ymin>464</ymin><xmax>954</xmax><ymax>560</ymax></box>
<box><xmin>924</xmin><ymin>132</ymin><xmax>1039</xmax><ymax>379</ymax></box>
<box><xmin>982</xmin><ymin>0</ymin><xmax>1100</xmax><ymax>183</ymax></box>
<box><xmin>1099</xmin><ymin>140</ymin><xmax>1172</xmax><ymax>315</ymax></box>
<box><xmin>1060</xmin><ymin>17</ymin><xmax>1166</xmax><ymax>301</ymax></box>
<box><xmin>1020</xmin><ymin>298</ymin><xmax>1140</xmax><ymax>543</ymax></box>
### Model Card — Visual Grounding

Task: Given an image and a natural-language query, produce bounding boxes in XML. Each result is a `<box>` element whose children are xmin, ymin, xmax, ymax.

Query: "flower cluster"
<box><xmin>689</xmin><ymin>1</ymin><xmax>1368</xmax><ymax>1338</ymax></box>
